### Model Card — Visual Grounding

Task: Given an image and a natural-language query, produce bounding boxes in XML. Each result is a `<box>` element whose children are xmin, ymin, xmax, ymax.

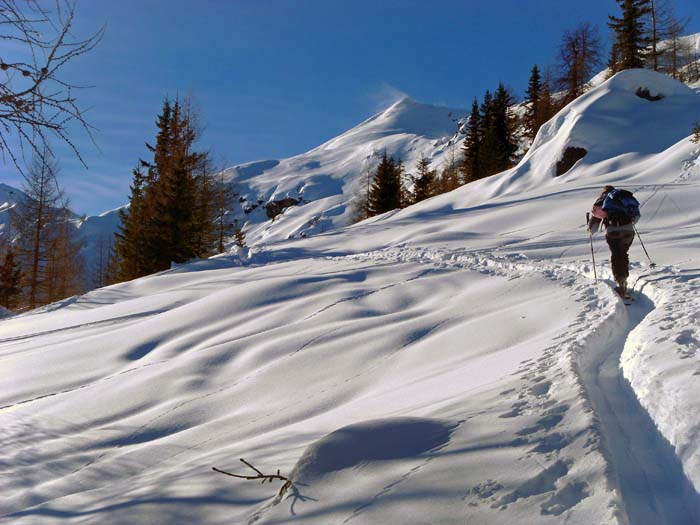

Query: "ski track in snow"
<box><xmin>346</xmin><ymin>246</ymin><xmax>700</xmax><ymax>524</ymax></box>
<box><xmin>2</xmin><ymin>246</ymin><xmax>699</xmax><ymax>524</ymax></box>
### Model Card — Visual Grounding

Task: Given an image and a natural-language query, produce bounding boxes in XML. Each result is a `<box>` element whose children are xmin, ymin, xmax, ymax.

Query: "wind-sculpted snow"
<box><xmin>1</xmin><ymin>248</ymin><xmax>620</xmax><ymax>524</ymax></box>
<box><xmin>3</xmin><ymin>69</ymin><xmax>700</xmax><ymax>524</ymax></box>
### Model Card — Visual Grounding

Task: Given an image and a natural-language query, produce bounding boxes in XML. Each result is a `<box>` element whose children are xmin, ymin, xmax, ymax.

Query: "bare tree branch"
<box><xmin>0</xmin><ymin>0</ymin><xmax>104</xmax><ymax>178</ymax></box>
<box><xmin>213</xmin><ymin>458</ymin><xmax>293</xmax><ymax>493</ymax></box>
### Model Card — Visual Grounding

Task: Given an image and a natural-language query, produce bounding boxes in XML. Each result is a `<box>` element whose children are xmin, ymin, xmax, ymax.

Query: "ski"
<box><xmin>614</xmin><ymin>286</ymin><xmax>634</xmax><ymax>305</ymax></box>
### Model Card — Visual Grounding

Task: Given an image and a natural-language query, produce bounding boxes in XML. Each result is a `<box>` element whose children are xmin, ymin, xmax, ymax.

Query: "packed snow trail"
<box><xmin>578</xmin><ymin>290</ymin><xmax>700</xmax><ymax>525</ymax></box>
<box><xmin>357</xmin><ymin>247</ymin><xmax>700</xmax><ymax>524</ymax></box>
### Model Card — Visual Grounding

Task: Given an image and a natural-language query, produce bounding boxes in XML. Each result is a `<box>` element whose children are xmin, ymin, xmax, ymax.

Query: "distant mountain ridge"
<box><xmin>220</xmin><ymin>96</ymin><xmax>467</xmax><ymax>246</ymax></box>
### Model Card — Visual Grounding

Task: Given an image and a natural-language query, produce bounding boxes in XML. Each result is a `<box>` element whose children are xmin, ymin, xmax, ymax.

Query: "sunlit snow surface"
<box><xmin>2</xmin><ymin>70</ymin><xmax>700</xmax><ymax>524</ymax></box>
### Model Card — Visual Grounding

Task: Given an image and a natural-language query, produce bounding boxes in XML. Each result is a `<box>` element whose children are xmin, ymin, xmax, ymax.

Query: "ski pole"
<box><xmin>632</xmin><ymin>224</ymin><xmax>656</xmax><ymax>268</ymax></box>
<box><xmin>586</xmin><ymin>212</ymin><xmax>597</xmax><ymax>279</ymax></box>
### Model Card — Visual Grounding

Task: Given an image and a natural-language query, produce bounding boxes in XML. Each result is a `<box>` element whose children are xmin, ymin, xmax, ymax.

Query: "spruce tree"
<box><xmin>461</xmin><ymin>98</ymin><xmax>481</xmax><ymax>183</ymax></box>
<box><xmin>491</xmin><ymin>84</ymin><xmax>518</xmax><ymax>174</ymax></box>
<box><xmin>473</xmin><ymin>85</ymin><xmax>518</xmax><ymax>179</ymax></box>
<box><xmin>478</xmin><ymin>90</ymin><xmax>498</xmax><ymax>177</ymax></box>
<box><xmin>525</xmin><ymin>65</ymin><xmax>542</xmax><ymax>141</ymax></box>
<box><xmin>412</xmin><ymin>155</ymin><xmax>436</xmax><ymax>203</ymax></box>
<box><xmin>114</xmin><ymin>97</ymin><xmax>215</xmax><ymax>281</ymax></box>
<box><xmin>367</xmin><ymin>151</ymin><xmax>402</xmax><ymax>216</ymax></box>
<box><xmin>147</xmin><ymin>99</ymin><xmax>204</xmax><ymax>268</ymax></box>
<box><xmin>396</xmin><ymin>159</ymin><xmax>412</xmax><ymax>208</ymax></box>
<box><xmin>608</xmin><ymin>0</ymin><xmax>652</xmax><ymax>72</ymax></box>
<box><xmin>0</xmin><ymin>248</ymin><xmax>22</xmax><ymax>309</ymax></box>
<box><xmin>114</xmin><ymin>167</ymin><xmax>148</xmax><ymax>281</ymax></box>
<box><xmin>233</xmin><ymin>219</ymin><xmax>246</xmax><ymax>248</ymax></box>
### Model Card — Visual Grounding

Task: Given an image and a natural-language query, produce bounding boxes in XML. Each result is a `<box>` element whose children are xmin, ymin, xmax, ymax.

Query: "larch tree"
<box><xmin>10</xmin><ymin>152</ymin><xmax>62</xmax><ymax>308</ymax></box>
<box><xmin>655</xmin><ymin>1</ymin><xmax>691</xmax><ymax>79</ymax></box>
<box><xmin>91</xmin><ymin>232</ymin><xmax>113</xmax><ymax>289</ymax></box>
<box><xmin>557</xmin><ymin>23</ymin><xmax>602</xmax><ymax>103</ymax></box>
<box><xmin>10</xmin><ymin>152</ymin><xmax>82</xmax><ymax>308</ymax></box>
<box><xmin>539</xmin><ymin>67</ymin><xmax>557</xmax><ymax>125</ymax></box>
<box><xmin>43</xmin><ymin>206</ymin><xmax>84</xmax><ymax>303</ymax></box>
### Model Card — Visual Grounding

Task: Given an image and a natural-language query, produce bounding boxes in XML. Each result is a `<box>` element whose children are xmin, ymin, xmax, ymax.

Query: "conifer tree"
<box><xmin>608</xmin><ymin>0</ymin><xmax>652</xmax><ymax>72</ymax></box>
<box><xmin>0</xmin><ymin>248</ymin><xmax>22</xmax><ymax>309</ymax></box>
<box><xmin>461</xmin><ymin>98</ymin><xmax>481</xmax><ymax>183</ymax></box>
<box><xmin>491</xmin><ymin>84</ymin><xmax>518</xmax><ymax>174</ymax></box>
<box><xmin>525</xmin><ymin>65</ymin><xmax>542</xmax><ymax>141</ymax></box>
<box><xmin>233</xmin><ymin>219</ymin><xmax>246</xmax><ymax>248</ymax></box>
<box><xmin>478</xmin><ymin>90</ymin><xmax>498</xmax><ymax>177</ymax></box>
<box><xmin>146</xmin><ymin>99</ymin><xmax>204</xmax><ymax>268</ymax></box>
<box><xmin>367</xmin><ymin>151</ymin><xmax>402</xmax><ymax>216</ymax></box>
<box><xmin>114</xmin><ymin>167</ymin><xmax>148</xmax><ymax>281</ymax></box>
<box><xmin>114</xmin><ymin>97</ymin><xmax>215</xmax><ymax>281</ymax></box>
<box><xmin>412</xmin><ymin>155</ymin><xmax>436</xmax><ymax>203</ymax></box>
<box><xmin>397</xmin><ymin>158</ymin><xmax>412</xmax><ymax>208</ymax></box>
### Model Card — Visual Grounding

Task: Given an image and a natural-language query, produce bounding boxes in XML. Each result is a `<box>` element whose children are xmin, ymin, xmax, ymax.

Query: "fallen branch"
<box><xmin>213</xmin><ymin>458</ymin><xmax>292</xmax><ymax>494</ymax></box>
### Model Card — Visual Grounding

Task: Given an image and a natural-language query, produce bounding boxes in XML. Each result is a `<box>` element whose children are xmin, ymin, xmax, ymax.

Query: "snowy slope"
<box><xmin>222</xmin><ymin>97</ymin><xmax>467</xmax><ymax>246</ymax></box>
<box><xmin>0</xmin><ymin>182</ymin><xmax>22</xmax><ymax>238</ymax></box>
<box><xmin>2</xmin><ymin>69</ymin><xmax>700</xmax><ymax>525</ymax></box>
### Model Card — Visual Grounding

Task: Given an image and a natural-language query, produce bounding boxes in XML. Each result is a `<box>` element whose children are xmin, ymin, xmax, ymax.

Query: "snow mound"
<box><xmin>487</xmin><ymin>68</ymin><xmax>700</xmax><ymax>196</ymax></box>
<box><xmin>289</xmin><ymin>418</ymin><xmax>454</xmax><ymax>483</ymax></box>
<box><xmin>605</xmin><ymin>68</ymin><xmax>695</xmax><ymax>97</ymax></box>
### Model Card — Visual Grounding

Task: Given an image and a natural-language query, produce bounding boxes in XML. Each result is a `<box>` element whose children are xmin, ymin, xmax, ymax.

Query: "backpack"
<box><xmin>601</xmin><ymin>188</ymin><xmax>640</xmax><ymax>223</ymax></box>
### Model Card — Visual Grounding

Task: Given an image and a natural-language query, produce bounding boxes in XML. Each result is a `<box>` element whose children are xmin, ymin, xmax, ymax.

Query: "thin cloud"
<box><xmin>368</xmin><ymin>82</ymin><xmax>410</xmax><ymax>112</ymax></box>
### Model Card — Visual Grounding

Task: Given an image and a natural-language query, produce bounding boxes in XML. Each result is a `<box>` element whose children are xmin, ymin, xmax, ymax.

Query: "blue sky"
<box><xmin>2</xmin><ymin>0</ymin><xmax>699</xmax><ymax>215</ymax></box>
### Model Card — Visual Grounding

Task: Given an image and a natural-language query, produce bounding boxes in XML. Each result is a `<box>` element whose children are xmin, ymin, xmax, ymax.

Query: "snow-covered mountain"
<box><xmin>222</xmin><ymin>97</ymin><xmax>466</xmax><ymax>246</ymax></box>
<box><xmin>0</xmin><ymin>182</ymin><xmax>23</xmax><ymax>237</ymax></box>
<box><xmin>3</xmin><ymin>69</ymin><xmax>700</xmax><ymax>524</ymax></box>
